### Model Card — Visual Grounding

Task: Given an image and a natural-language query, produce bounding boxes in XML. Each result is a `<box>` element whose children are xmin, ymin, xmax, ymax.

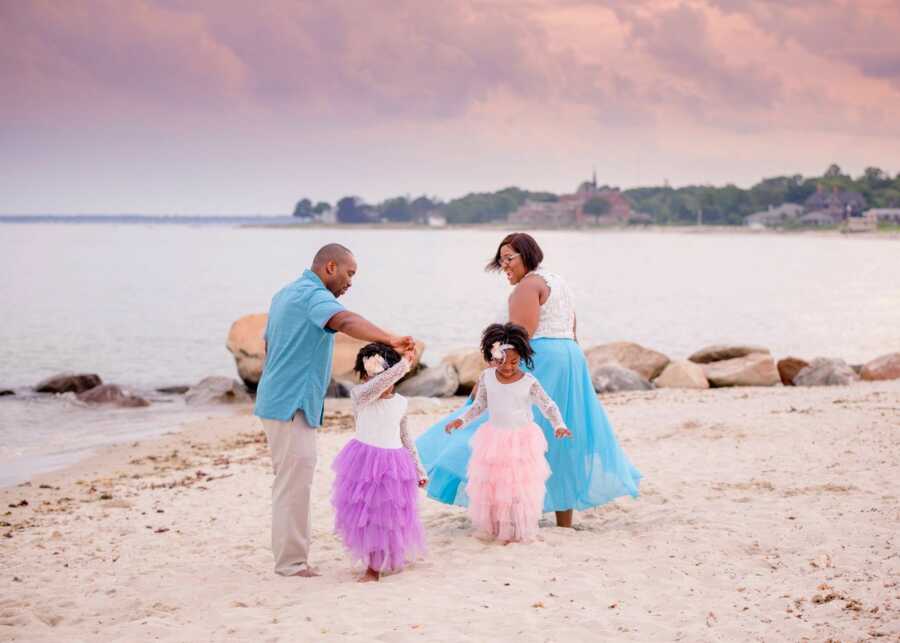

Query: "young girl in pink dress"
<box><xmin>445</xmin><ymin>323</ymin><xmax>571</xmax><ymax>543</ymax></box>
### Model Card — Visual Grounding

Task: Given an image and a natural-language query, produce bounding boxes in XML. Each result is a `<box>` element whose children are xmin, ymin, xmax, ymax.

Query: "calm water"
<box><xmin>2</xmin><ymin>223</ymin><xmax>899</xmax><ymax>485</ymax></box>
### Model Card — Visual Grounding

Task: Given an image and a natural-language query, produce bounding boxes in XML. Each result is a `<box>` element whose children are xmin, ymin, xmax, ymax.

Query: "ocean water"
<box><xmin>2</xmin><ymin>222</ymin><xmax>899</xmax><ymax>485</ymax></box>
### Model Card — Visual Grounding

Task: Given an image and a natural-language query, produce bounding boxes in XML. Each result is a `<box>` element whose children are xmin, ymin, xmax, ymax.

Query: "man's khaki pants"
<box><xmin>261</xmin><ymin>412</ymin><xmax>318</xmax><ymax>576</ymax></box>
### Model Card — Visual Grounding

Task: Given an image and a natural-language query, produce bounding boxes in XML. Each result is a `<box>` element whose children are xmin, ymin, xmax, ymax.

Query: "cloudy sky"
<box><xmin>3</xmin><ymin>0</ymin><xmax>900</xmax><ymax>214</ymax></box>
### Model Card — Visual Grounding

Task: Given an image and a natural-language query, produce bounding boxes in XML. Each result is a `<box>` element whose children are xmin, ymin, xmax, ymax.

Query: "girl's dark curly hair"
<box><xmin>480</xmin><ymin>323</ymin><xmax>534</xmax><ymax>369</ymax></box>
<box><xmin>354</xmin><ymin>342</ymin><xmax>402</xmax><ymax>379</ymax></box>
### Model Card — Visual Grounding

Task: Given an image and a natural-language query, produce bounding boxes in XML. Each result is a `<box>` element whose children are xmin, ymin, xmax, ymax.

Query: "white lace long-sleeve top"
<box><xmin>349</xmin><ymin>358</ymin><xmax>425</xmax><ymax>479</ymax></box>
<box><xmin>456</xmin><ymin>368</ymin><xmax>567</xmax><ymax>432</ymax></box>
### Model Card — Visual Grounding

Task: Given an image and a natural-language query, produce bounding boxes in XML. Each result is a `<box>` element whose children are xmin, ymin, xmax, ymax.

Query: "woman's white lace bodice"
<box><xmin>457</xmin><ymin>368</ymin><xmax>566</xmax><ymax>431</ymax></box>
<box><xmin>529</xmin><ymin>268</ymin><xmax>576</xmax><ymax>340</ymax></box>
<box><xmin>349</xmin><ymin>358</ymin><xmax>424</xmax><ymax>477</ymax></box>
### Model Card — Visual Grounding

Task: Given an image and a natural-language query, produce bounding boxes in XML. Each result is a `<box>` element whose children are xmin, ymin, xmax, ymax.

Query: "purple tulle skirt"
<box><xmin>331</xmin><ymin>439</ymin><xmax>426</xmax><ymax>572</ymax></box>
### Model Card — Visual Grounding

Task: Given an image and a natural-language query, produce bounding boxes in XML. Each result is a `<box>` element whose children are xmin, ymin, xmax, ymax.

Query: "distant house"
<box><xmin>843</xmin><ymin>210</ymin><xmax>877</xmax><ymax>233</ymax></box>
<box><xmin>803</xmin><ymin>186</ymin><xmax>866</xmax><ymax>220</ymax></box>
<box><xmin>426</xmin><ymin>213</ymin><xmax>447</xmax><ymax>227</ymax></box>
<box><xmin>799</xmin><ymin>211</ymin><xmax>837</xmax><ymax>226</ymax></box>
<box><xmin>508</xmin><ymin>173</ymin><xmax>640</xmax><ymax>226</ymax></box>
<box><xmin>865</xmin><ymin>208</ymin><xmax>900</xmax><ymax>224</ymax></box>
<box><xmin>745</xmin><ymin>203</ymin><xmax>804</xmax><ymax>227</ymax></box>
<box><xmin>317</xmin><ymin>207</ymin><xmax>337</xmax><ymax>225</ymax></box>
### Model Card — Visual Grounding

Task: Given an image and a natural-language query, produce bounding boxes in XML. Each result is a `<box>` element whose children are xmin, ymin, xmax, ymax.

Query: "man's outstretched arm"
<box><xmin>326</xmin><ymin>311</ymin><xmax>414</xmax><ymax>352</ymax></box>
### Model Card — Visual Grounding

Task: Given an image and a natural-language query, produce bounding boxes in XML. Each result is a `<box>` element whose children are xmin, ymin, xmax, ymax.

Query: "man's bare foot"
<box><xmin>358</xmin><ymin>568</ymin><xmax>380</xmax><ymax>583</ymax></box>
<box><xmin>290</xmin><ymin>567</ymin><xmax>321</xmax><ymax>578</ymax></box>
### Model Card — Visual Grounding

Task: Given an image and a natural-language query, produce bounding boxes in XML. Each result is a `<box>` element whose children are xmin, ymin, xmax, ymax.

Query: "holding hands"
<box><xmin>389</xmin><ymin>335</ymin><xmax>416</xmax><ymax>355</ymax></box>
<box><xmin>445</xmin><ymin>418</ymin><xmax>463</xmax><ymax>433</ymax></box>
<box><xmin>554</xmin><ymin>426</ymin><xmax>572</xmax><ymax>439</ymax></box>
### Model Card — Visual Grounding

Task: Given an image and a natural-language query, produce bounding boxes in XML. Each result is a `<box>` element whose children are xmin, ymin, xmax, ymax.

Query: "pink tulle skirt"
<box><xmin>466</xmin><ymin>422</ymin><xmax>550</xmax><ymax>542</ymax></box>
<box><xmin>331</xmin><ymin>439</ymin><xmax>426</xmax><ymax>572</ymax></box>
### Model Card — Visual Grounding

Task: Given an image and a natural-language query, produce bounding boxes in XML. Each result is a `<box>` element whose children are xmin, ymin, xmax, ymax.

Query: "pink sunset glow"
<box><xmin>2</xmin><ymin>0</ymin><xmax>899</xmax><ymax>213</ymax></box>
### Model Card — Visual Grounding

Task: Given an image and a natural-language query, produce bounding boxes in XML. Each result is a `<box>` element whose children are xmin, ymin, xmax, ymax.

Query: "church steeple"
<box><xmin>592</xmin><ymin>167</ymin><xmax>597</xmax><ymax>188</ymax></box>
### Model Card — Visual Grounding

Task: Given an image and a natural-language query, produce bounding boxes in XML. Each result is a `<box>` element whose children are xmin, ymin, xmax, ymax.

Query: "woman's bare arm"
<box><xmin>507</xmin><ymin>276</ymin><xmax>544</xmax><ymax>337</ymax></box>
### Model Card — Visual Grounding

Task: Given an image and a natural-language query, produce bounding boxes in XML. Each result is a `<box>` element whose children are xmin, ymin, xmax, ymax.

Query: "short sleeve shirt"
<box><xmin>253</xmin><ymin>269</ymin><xmax>346</xmax><ymax>426</ymax></box>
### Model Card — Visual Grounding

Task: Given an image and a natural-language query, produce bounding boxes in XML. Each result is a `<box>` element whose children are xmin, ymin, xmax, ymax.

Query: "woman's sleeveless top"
<box><xmin>529</xmin><ymin>268</ymin><xmax>576</xmax><ymax>340</ymax></box>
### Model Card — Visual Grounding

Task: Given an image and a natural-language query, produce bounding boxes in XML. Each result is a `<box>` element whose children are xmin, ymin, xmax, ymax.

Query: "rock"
<box><xmin>396</xmin><ymin>363</ymin><xmax>460</xmax><ymax>398</ymax></box>
<box><xmin>35</xmin><ymin>373</ymin><xmax>102</xmax><ymax>394</ymax></box>
<box><xmin>777</xmin><ymin>357</ymin><xmax>809</xmax><ymax>386</ymax></box>
<box><xmin>325</xmin><ymin>377</ymin><xmax>355</xmax><ymax>399</ymax></box>
<box><xmin>860</xmin><ymin>352</ymin><xmax>900</xmax><ymax>381</ymax></box>
<box><xmin>227</xmin><ymin>313</ymin><xmax>426</xmax><ymax>390</ymax></box>
<box><xmin>793</xmin><ymin>358</ymin><xmax>860</xmax><ymax>387</ymax></box>
<box><xmin>0</xmin><ymin>389</ymin><xmax>14</xmax><ymax>397</ymax></box>
<box><xmin>688</xmin><ymin>345</ymin><xmax>770</xmax><ymax>364</ymax></box>
<box><xmin>590</xmin><ymin>364</ymin><xmax>653</xmax><ymax>393</ymax></box>
<box><xmin>185</xmin><ymin>377</ymin><xmax>252</xmax><ymax>405</ymax></box>
<box><xmin>653</xmin><ymin>361</ymin><xmax>709</xmax><ymax>389</ymax></box>
<box><xmin>76</xmin><ymin>384</ymin><xmax>150</xmax><ymax>408</ymax></box>
<box><xmin>702</xmin><ymin>353</ymin><xmax>779</xmax><ymax>387</ymax></box>
<box><xmin>441</xmin><ymin>349</ymin><xmax>488</xmax><ymax>394</ymax></box>
<box><xmin>584</xmin><ymin>342</ymin><xmax>670</xmax><ymax>380</ymax></box>
<box><xmin>156</xmin><ymin>385</ymin><xmax>190</xmax><ymax>395</ymax></box>
<box><xmin>225</xmin><ymin>314</ymin><xmax>267</xmax><ymax>392</ymax></box>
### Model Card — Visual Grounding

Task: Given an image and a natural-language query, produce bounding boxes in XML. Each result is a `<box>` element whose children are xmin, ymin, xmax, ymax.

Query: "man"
<box><xmin>255</xmin><ymin>243</ymin><xmax>415</xmax><ymax>577</ymax></box>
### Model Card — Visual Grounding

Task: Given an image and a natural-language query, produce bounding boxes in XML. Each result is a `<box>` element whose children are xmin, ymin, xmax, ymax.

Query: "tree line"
<box><xmin>293</xmin><ymin>165</ymin><xmax>900</xmax><ymax>225</ymax></box>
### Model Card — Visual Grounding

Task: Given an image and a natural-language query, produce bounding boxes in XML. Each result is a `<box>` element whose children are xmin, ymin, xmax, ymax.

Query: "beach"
<box><xmin>2</xmin><ymin>381</ymin><xmax>898</xmax><ymax>642</ymax></box>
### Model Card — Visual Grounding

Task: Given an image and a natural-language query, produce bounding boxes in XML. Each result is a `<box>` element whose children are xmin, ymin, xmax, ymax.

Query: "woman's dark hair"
<box><xmin>480</xmin><ymin>323</ymin><xmax>534</xmax><ymax>369</ymax></box>
<box><xmin>485</xmin><ymin>232</ymin><xmax>544</xmax><ymax>273</ymax></box>
<box><xmin>354</xmin><ymin>342</ymin><xmax>402</xmax><ymax>379</ymax></box>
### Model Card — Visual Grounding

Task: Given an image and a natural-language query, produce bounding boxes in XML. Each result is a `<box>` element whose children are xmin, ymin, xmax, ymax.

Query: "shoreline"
<box><xmin>243</xmin><ymin>221</ymin><xmax>900</xmax><ymax>238</ymax></box>
<box><xmin>2</xmin><ymin>382</ymin><xmax>898</xmax><ymax>640</ymax></box>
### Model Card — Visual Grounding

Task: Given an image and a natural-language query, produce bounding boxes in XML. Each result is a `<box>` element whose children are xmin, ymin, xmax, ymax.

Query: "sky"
<box><xmin>2</xmin><ymin>0</ymin><xmax>900</xmax><ymax>214</ymax></box>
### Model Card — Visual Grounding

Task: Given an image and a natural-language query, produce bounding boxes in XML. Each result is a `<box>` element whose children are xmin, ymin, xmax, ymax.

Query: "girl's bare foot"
<box><xmin>358</xmin><ymin>568</ymin><xmax>380</xmax><ymax>583</ymax></box>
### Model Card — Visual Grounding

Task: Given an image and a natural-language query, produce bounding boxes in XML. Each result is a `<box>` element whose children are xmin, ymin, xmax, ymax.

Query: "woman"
<box><xmin>416</xmin><ymin>232</ymin><xmax>642</xmax><ymax>527</ymax></box>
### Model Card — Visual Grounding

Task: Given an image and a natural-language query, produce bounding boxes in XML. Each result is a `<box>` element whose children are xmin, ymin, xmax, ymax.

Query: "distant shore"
<box><xmin>246</xmin><ymin>221</ymin><xmax>900</xmax><ymax>239</ymax></box>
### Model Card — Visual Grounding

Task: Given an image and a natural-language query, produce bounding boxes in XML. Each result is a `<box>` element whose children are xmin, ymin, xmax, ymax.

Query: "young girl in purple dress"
<box><xmin>331</xmin><ymin>343</ymin><xmax>427</xmax><ymax>582</ymax></box>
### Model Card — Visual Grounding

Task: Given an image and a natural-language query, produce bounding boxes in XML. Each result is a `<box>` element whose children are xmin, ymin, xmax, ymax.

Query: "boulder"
<box><xmin>653</xmin><ymin>361</ymin><xmax>709</xmax><ymax>389</ymax></box>
<box><xmin>860</xmin><ymin>352</ymin><xmax>900</xmax><ymax>381</ymax></box>
<box><xmin>584</xmin><ymin>342</ymin><xmax>670</xmax><ymax>380</ymax></box>
<box><xmin>688</xmin><ymin>345</ymin><xmax>770</xmax><ymax>364</ymax></box>
<box><xmin>590</xmin><ymin>364</ymin><xmax>653</xmax><ymax>393</ymax></box>
<box><xmin>227</xmin><ymin>313</ymin><xmax>426</xmax><ymax>390</ymax></box>
<box><xmin>35</xmin><ymin>373</ymin><xmax>102</xmax><ymax>394</ymax></box>
<box><xmin>777</xmin><ymin>357</ymin><xmax>809</xmax><ymax>386</ymax></box>
<box><xmin>0</xmin><ymin>389</ymin><xmax>14</xmax><ymax>397</ymax></box>
<box><xmin>794</xmin><ymin>358</ymin><xmax>860</xmax><ymax>387</ymax></box>
<box><xmin>156</xmin><ymin>385</ymin><xmax>190</xmax><ymax>395</ymax></box>
<box><xmin>225</xmin><ymin>314</ymin><xmax>267</xmax><ymax>392</ymax></box>
<box><xmin>325</xmin><ymin>377</ymin><xmax>356</xmax><ymax>399</ymax></box>
<box><xmin>441</xmin><ymin>349</ymin><xmax>488</xmax><ymax>394</ymax></box>
<box><xmin>76</xmin><ymin>384</ymin><xmax>150</xmax><ymax>408</ymax></box>
<box><xmin>396</xmin><ymin>363</ymin><xmax>460</xmax><ymax>398</ymax></box>
<box><xmin>702</xmin><ymin>353</ymin><xmax>779</xmax><ymax>387</ymax></box>
<box><xmin>185</xmin><ymin>377</ymin><xmax>252</xmax><ymax>405</ymax></box>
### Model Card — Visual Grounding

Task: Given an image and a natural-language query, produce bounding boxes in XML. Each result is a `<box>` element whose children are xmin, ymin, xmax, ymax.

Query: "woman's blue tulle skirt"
<box><xmin>416</xmin><ymin>337</ymin><xmax>642</xmax><ymax>512</ymax></box>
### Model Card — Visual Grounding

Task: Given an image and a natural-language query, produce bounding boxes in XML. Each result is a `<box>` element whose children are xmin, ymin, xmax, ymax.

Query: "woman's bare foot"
<box><xmin>555</xmin><ymin>509</ymin><xmax>574</xmax><ymax>528</ymax></box>
<box><xmin>358</xmin><ymin>568</ymin><xmax>380</xmax><ymax>583</ymax></box>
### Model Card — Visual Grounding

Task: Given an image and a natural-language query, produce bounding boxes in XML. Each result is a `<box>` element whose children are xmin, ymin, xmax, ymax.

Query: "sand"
<box><xmin>1</xmin><ymin>382</ymin><xmax>898</xmax><ymax>642</ymax></box>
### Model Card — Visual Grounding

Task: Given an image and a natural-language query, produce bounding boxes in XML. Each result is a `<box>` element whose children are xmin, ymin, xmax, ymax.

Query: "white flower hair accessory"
<box><xmin>490</xmin><ymin>342</ymin><xmax>515</xmax><ymax>362</ymax></box>
<box><xmin>362</xmin><ymin>354</ymin><xmax>387</xmax><ymax>376</ymax></box>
